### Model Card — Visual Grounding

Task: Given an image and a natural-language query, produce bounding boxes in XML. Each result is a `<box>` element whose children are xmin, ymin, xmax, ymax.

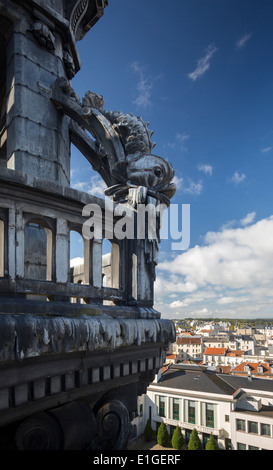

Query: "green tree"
<box><xmin>205</xmin><ymin>433</ymin><xmax>219</xmax><ymax>450</ymax></box>
<box><xmin>143</xmin><ymin>419</ymin><xmax>153</xmax><ymax>442</ymax></box>
<box><xmin>188</xmin><ymin>429</ymin><xmax>202</xmax><ymax>450</ymax></box>
<box><xmin>171</xmin><ymin>425</ymin><xmax>184</xmax><ymax>450</ymax></box>
<box><xmin>157</xmin><ymin>422</ymin><xmax>169</xmax><ymax>447</ymax></box>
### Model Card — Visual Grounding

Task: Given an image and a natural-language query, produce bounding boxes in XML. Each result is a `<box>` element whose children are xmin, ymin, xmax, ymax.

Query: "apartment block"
<box><xmin>136</xmin><ymin>364</ymin><xmax>273</xmax><ymax>450</ymax></box>
<box><xmin>174</xmin><ymin>336</ymin><xmax>203</xmax><ymax>361</ymax></box>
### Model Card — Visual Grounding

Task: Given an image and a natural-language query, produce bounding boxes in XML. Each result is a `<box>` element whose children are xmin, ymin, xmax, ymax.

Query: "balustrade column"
<box><xmin>8</xmin><ymin>205</ymin><xmax>16</xmax><ymax>280</ymax></box>
<box><xmin>110</xmin><ymin>242</ymin><xmax>119</xmax><ymax>289</ymax></box>
<box><xmin>83</xmin><ymin>237</ymin><xmax>91</xmax><ymax>285</ymax></box>
<box><xmin>56</xmin><ymin>219</ymin><xmax>69</xmax><ymax>283</ymax></box>
<box><xmin>135</xmin><ymin>196</ymin><xmax>158</xmax><ymax>305</ymax></box>
<box><xmin>15</xmin><ymin>210</ymin><xmax>24</xmax><ymax>278</ymax></box>
<box><xmin>92</xmin><ymin>239</ymin><xmax>102</xmax><ymax>288</ymax></box>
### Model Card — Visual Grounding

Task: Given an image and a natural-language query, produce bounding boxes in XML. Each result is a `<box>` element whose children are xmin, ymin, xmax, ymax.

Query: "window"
<box><xmin>248</xmin><ymin>421</ymin><xmax>258</xmax><ymax>434</ymax></box>
<box><xmin>185</xmin><ymin>429</ymin><xmax>192</xmax><ymax>444</ymax></box>
<box><xmin>170</xmin><ymin>425</ymin><xmax>176</xmax><ymax>438</ymax></box>
<box><xmin>205</xmin><ymin>403</ymin><xmax>214</xmax><ymax>428</ymax></box>
<box><xmin>188</xmin><ymin>400</ymin><xmax>196</xmax><ymax>424</ymax></box>
<box><xmin>225</xmin><ymin>415</ymin><xmax>230</xmax><ymax>422</ymax></box>
<box><xmin>261</xmin><ymin>423</ymin><xmax>271</xmax><ymax>437</ymax></box>
<box><xmin>172</xmin><ymin>398</ymin><xmax>180</xmax><ymax>421</ymax></box>
<box><xmin>157</xmin><ymin>396</ymin><xmax>166</xmax><ymax>418</ymax></box>
<box><xmin>236</xmin><ymin>419</ymin><xmax>246</xmax><ymax>432</ymax></box>
<box><xmin>202</xmin><ymin>433</ymin><xmax>211</xmax><ymax>448</ymax></box>
<box><xmin>249</xmin><ymin>445</ymin><xmax>259</xmax><ymax>450</ymax></box>
<box><xmin>201</xmin><ymin>403</ymin><xmax>216</xmax><ymax>428</ymax></box>
<box><xmin>237</xmin><ymin>442</ymin><xmax>246</xmax><ymax>450</ymax></box>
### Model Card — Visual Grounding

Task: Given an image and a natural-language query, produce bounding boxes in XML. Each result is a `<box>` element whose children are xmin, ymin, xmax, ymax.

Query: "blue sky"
<box><xmin>70</xmin><ymin>0</ymin><xmax>273</xmax><ymax>320</ymax></box>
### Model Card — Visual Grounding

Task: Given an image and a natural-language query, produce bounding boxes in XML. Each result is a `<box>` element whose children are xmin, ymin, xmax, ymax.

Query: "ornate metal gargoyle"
<box><xmin>51</xmin><ymin>77</ymin><xmax>176</xmax><ymax>206</ymax></box>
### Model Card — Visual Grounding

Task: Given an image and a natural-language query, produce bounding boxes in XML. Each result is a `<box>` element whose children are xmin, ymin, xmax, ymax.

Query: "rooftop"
<box><xmin>204</xmin><ymin>347</ymin><xmax>227</xmax><ymax>356</ymax></box>
<box><xmin>177</xmin><ymin>337</ymin><xmax>202</xmax><ymax>345</ymax></box>
<box><xmin>155</xmin><ymin>364</ymin><xmax>236</xmax><ymax>396</ymax></box>
<box><xmin>152</xmin><ymin>364</ymin><xmax>273</xmax><ymax>396</ymax></box>
<box><xmin>231</xmin><ymin>362</ymin><xmax>273</xmax><ymax>375</ymax></box>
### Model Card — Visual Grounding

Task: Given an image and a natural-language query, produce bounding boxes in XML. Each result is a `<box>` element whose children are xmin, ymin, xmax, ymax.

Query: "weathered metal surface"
<box><xmin>0</xmin><ymin>314</ymin><xmax>175</xmax><ymax>361</ymax></box>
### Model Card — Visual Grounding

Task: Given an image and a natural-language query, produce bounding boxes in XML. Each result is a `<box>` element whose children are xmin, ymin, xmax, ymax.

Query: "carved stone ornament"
<box><xmin>51</xmin><ymin>77</ymin><xmax>176</xmax><ymax>206</ymax></box>
<box><xmin>63</xmin><ymin>50</ymin><xmax>76</xmax><ymax>79</ymax></box>
<box><xmin>32</xmin><ymin>21</ymin><xmax>55</xmax><ymax>50</ymax></box>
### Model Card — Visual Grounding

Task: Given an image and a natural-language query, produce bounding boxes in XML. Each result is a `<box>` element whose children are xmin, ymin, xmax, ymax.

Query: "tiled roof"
<box><xmin>226</xmin><ymin>350</ymin><xmax>244</xmax><ymax>357</ymax></box>
<box><xmin>232</xmin><ymin>362</ymin><xmax>272</xmax><ymax>374</ymax></box>
<box><xmin>219</xmin><ymin>365</ymin><xmax>232</xmax><ymax>374</ymax></box>
<box><xmin>177</xmin><ymin>337</ymin><xmax>202</xmax><ymax>345</ymax></box>
<box><xmin>204</xmin><ymin>347</ymin><xmax>227</xmax><ymax>356</ymax></box>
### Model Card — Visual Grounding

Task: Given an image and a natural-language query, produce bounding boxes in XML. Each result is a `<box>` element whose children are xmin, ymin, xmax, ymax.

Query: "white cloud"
<box><xmin>176</xmin><ymin>132</ymin><xmax>190</xmax><ymax>142</ymax></box>
<box><xmin>176</xmin><ymin>132</ymin><xmax>190</xmax><ymax>151</ymax></box>
<box><xmin>131</xmin><ymin>61</ymin><xmax>162</xmax><ymax>108</ymax></box>
<box><xmin>165</xmin><ymin>132</ymin><xmax>190</xmax><ymax>152</ymax></box>
<box><xmin>72</xmin><ymin>181</ymin><xmax>87</xmax><ymax>191</ymax></box>
<box><xmin>220</xmin><ymin>211</ymin><xmax>256</xmax><ymax>231</ymax></box>
<box><xmin>72</xmin><ymin>174</ymin><xmax>107</xmax><ymax>198</ymax></box>
<box><xmin>87</xmin><ymin>175</ymin><xmax>107</xmax><ymax>197</ymax></box>
<box><xmin>240</xmin><ymin>211</ymin><xmax>256</xmax><ymax>226</ymax></box>
<box><xmin>197</xmin><ymin>164</ymin><xmax>213</xmax><ymax>176</ymax></box>
<box><xmin>172</xmin><ymin>175</ymin><xmax>183</xmax><ymax>190</ymax></box>
<box><xmin>70</xmin><ymin>257</ymin><xmax>83</xmax><ymax>268</ymax></box>
<box><xmin>188</xmin><ymin>44</ymin><xmax>218</xmax><ymax>81</ymax></box>
<box><xmin>236</xmin><ymin>33</ymin><xmax>252</xmax><ymax>49</ymax></box>
<box><xmin>183</xmin><ymin>179</ymin><xmax>203</xmax><ymax>195</ymax></box>
<box><xmin>171</xmin><ymin>174</ymin><xmax>202</xmax><ymax>196</ymax></box>
<box><xmin>230</xmin><ymin>171</ymin><xmax>246</xmax><ymax>185</ymax></box>
<box><xmin>261</xmin><ymin>146</ymin><xmax>272</xmax><ymax>153</ymax></box>
<box><xmin>155</xmin><ymin>216</ymin><xmax>273</xmax><ymax>319</ymax></box>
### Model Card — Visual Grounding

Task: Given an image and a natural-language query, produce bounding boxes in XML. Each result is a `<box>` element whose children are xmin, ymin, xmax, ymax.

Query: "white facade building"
<box><xmin>133</xmin><ymin>364</ymin><xmax>273</xmax><ymax>450</ymax></box>
<box><xmin>229</xmin><ymin>335</ymin><xmax>256</xmax><ymax>354</ymax></box>
<box><xmin>174</xmin><ymin>336</ymin><xmax>203</xmax><ymax>361</ymax></box>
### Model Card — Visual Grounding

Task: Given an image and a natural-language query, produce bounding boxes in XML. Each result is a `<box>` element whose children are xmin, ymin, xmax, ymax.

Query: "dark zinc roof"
<box><xmin>156</xmin><ymin>364</ymin><xmax>273</xmax><ymax>396</ymax></box>
<box><xmin>157</xmin><ymin>365</ymin><xmax>236</xmax><ymax>396</ymax></box>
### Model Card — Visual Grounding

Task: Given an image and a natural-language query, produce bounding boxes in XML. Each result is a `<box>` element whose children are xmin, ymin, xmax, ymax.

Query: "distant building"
<box><xmin>230</xmin><ymin>362</ymin><xmax>273</xmax><ymax>379</ymax></box>
<box><xmin>202</xmin><ymin>336</ymin><xmax>230</xmax><ymax>352</ymax></box>
<box><xmin>255</xmin><ymin>325</ymin><xmax>273</xmax><ymax>338</ymax></box>
<box><xmin>165</xmin><ymin>354</ymin><xmax>178</xmax><ymax>364</ymax></box>
<box><xmin>237</xmin><ymin>327</ymin><xmax>255</xmax><ymax>336</ymax></box>
<box><xmin>175</xmin><ymin>336</ymin><xmax>203</xmax><ymax>361</ymax></box>
<box><xmin>203</xmin><ymin>347</ymin><xmax>227</xmax><ymax>367</ymax></box>
<box><xmin>203</xmin><ymin>347</ymin><xmax>251</xmax><ymax>368</ymax></box>
<box><xmin>225</xmin><ymin>350</ymin><xmax>245</xmax><ymax>367</ymax></box>
<box><xmin>229</xmin><ymin>335</ymin><xmax>256</xmax><ymax>354</ymax></box>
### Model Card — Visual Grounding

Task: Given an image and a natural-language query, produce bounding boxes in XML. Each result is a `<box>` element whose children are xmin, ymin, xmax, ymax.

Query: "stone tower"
<box><xmin>0</xmin><ymin>0</ymin><xmax>176</xmax><ymax>450</ymax></box>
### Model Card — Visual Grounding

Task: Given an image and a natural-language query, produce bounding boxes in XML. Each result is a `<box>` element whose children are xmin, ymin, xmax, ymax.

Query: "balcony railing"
<box><xmin>0</xmin><ymin>168</ymin><xmax>159</xmax><ymax>312</ymax></box>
